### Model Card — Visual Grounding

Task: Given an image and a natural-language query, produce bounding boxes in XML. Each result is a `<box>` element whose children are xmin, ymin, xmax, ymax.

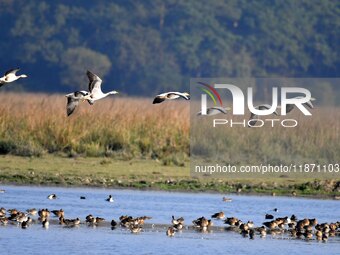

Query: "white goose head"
<box><xmin>109</xmin><ymin>90</ymin><xmax>119</xmax><ymax>95</ymax></box>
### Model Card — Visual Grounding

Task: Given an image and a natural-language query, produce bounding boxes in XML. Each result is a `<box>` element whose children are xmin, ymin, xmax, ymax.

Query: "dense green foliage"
<box><xmin>0</xmin><ymin>0</ymin><xmax>339</xmax><ymax>97</ymax></box>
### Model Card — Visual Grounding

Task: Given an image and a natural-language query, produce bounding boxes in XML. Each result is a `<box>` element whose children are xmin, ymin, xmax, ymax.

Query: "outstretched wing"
<box><xmin>256</xmin><ymin>104</ymin><xmax>279</xmax><ymax>115</ymax></box>
<box><xmin>5</xmin><ymin>68</ymin><xmax>20</xmax><ymax>76</ymax></box>
<box><xmin>86</xmin><ymin>70</ymin><xmax>103</xmax><ymax>94</ymax></box>
<box><xmin>153</xmin><ymin>96</ymin><xmax>165</xmax><ymax>104</ymax></box>
<box><xmin>209</xmin><ymin>107</ymin><xmax>228</xmax><ymax>114</ymax></box>
<box><xmin>167</xmin><ymin>92</ymin><xmax>190</xmax><ymax>100</ymax></box>
<box><xmin>248</xmin><ymin>112</ymin><xmax>258</xmax><ymax>127</ymax></box>
<box><xmin>66</xmin><ymin>97</ymin><xmax>80</xmax><ymax>116</ymax></box>
<box><xmin>303</xmin><ymin>101</ymin><xmax>314</xmax><ymax>109</ymax></box>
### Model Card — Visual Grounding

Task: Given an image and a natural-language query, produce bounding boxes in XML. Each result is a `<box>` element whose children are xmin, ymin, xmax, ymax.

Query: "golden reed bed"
<box><xmin>0</xmin><ymin>93</ymin><xmax>189</xmax><ymax>160</ymax></box>
<box><xmin>0</xmin><ymin>93</ymin><xmax>338</xmax><ymax>167</ymax></box>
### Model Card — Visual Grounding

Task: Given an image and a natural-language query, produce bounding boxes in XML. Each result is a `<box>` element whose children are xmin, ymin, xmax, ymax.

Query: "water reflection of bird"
<box><xmin>130</xmin><ymin>225</ymin><xmax>142</xmax><ymax>234</ymax></box>
<box><xmin>42</xmin><ymin>219</ymin><xmax>49</xmax><ymax>228</ymax></box>
<box><xmin>166</xmin><ymin>226</ymin><xmax>176</xmax><ymax>237</ymax></box>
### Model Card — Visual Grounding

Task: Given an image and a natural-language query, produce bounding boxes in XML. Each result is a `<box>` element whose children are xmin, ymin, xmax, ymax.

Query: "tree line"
<box><xmin>0</xmin><ymin>0</ymin><xmax>339</xmax><ymax>104</ymax></box>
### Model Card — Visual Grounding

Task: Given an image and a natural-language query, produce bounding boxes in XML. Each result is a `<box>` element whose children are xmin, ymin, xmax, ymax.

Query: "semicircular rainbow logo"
<box><xmin>197</xmin><ymin>82</ymin><xmax>223</xmax><ymax>106</ymax></box>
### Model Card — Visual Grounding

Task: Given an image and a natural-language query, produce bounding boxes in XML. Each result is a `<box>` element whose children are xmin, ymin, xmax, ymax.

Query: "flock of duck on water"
<box><xmin>0</xmin><ymin>68</ymin><xmax>315</xmax><ymax>126</ymax></box>
<box><xmin>0</xmin><ymin>192</ymin><xmax>338</xmax><ymax>241</ymax></box>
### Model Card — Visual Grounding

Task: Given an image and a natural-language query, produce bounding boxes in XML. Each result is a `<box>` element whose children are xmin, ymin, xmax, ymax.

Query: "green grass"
<box><xmin>0</xmin><ymin>155</ymin><xmax>338</xmax><ymax>198</ymax></box>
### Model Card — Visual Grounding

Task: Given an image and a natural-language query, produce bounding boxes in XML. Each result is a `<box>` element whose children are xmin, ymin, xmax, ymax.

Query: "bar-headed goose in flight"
<box><xmin>248</xmin><ymin>104</ymin><xmax>279</xmax><ymax>127</ymax></box>
<box><xmin>197</xmin><ymin>106</ymin><xmax>231</xmax><ymax>116</ymax></box>
<box><xmin>0</xmin><ymin>68</ymin><xmax>28</xmax><ymax>87</ymax></box>
<box><xmin>152</xmin><ymin>92</ymin><xmax>190</xmax><ymax>104</ymax></box>
<box><xmin>285</xmin><ymin>96</ymin><xmax>315</xmax><ymax>113</ymax></box>
<box><xmin>65</xmin><ymin>91</ymin><xmax>92</xmax><ymax>116</ymax></box>
<box><xmin>87</xmin><ymin>70</ymin><xmax>118</xmax><ymax>104</ymax></box>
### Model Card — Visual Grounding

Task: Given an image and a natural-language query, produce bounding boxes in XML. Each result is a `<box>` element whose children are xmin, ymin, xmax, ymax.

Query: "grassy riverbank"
<box><xmin>0</xmin><ymin>155</ymin><xmax>339</xmax><ymax>198</ymax></box>
<box><xmin>0</xmin><ymin>93</ymin><xmax>338</xmax><ymax>197</ymax></box>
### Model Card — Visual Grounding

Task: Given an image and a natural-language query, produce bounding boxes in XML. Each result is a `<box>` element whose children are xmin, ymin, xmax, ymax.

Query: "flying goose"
<box><xmin>197</xmin><ymin>106</ymin><xmax>231</xmax><ymax>116</ymax></box>
<box><xmin>65</xmin><ymin>91</ymin><xmax>92</xmax><ymax>116</ymax></box>
<box><xmin>86</xmin><ymin>70</ymin><xmax>118</xmax><ymax>104</ymax></box>
<box><xmin>248</xmin><ymin>104</ymin><xmax>279</xmax><ymax>127</ymax></box>
<box><xmin>285</xmin><ymin>96</ymin><xmax>315</xmax><ymax>113</ymax></box>
<box><xmin>0</xmin><ymin>68</ymin><xmax>27</xmax><ymax>86</ymax></box>
<box><xmin>152</xmin><ymin>92</ymin><xmax>190</xmax><ymax>104</ymax></box>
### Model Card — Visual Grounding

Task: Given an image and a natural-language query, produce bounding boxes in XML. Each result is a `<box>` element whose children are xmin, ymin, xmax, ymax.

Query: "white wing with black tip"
<box><xmin>4</xmin><ymin>68</ymin><xmax>20</xmax><ymax>76</ymax></box>
<box><xmin>87</xmin><ymin>70</ymin><xmax>103</xmax><ymax>95</ymax></box>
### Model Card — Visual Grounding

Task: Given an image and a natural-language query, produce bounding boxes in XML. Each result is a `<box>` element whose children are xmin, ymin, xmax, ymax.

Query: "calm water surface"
<box><xmin>0</xmin><ymin>185</ymin><xmax>339</xmax><ymax>255</ymax></box>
